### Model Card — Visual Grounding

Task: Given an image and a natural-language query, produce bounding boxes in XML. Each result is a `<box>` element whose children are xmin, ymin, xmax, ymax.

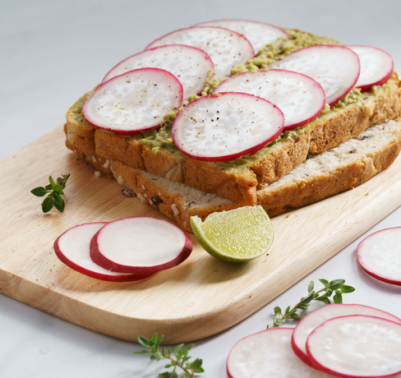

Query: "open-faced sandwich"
<box><xmin>64</xmin><ymin>20</ymin><xmax>401</xmax><ymax>232</ymax></box>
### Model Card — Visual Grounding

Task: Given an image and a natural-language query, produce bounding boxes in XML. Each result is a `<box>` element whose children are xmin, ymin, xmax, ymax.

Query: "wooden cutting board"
<box><xmin>1</xmin><ymin>125</ymin><xmax>401</xmax><ymax>344</ymax></box>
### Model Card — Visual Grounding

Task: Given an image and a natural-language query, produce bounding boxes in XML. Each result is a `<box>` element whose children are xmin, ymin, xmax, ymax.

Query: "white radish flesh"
<box><xmin>292</xmin><ymin>304</ymin><xmax>401</xmax><ymax>366</ymax></box>
<box><xmin>270</xmin><ymin>45</ymin><xmax>360</xmax><ymax>106</ymax></box>
<box><xmin>83</xmin><ymin>68</ymin><xmax>183</xmax><ymax>135</ymax></box>
<box><xmin>172</xmin><ymin>92</ymin><xmax>284</xmax><ymax>162</ymax></box>
<box><xmin>348</xmin><ymin>45</ymin><xmax>394</xmax><ymax>92</ymax></box>
<box><xmin>102</xmin><ymin>45</ymin><xmax>214</xmax><ymax>100</ymax></box>
<box><xmin>54</xmin><ymin>223</ymin><xmax>152</xmax><ymax>282</ymax></box>
<box><xmin>357</xmin><ymin>227</ymin><xmax>401</xmax><ymax>286</ymax></box>
<box><xmin>227</xmin><ymin>328</ymin><xmax>333</xmax><ymax>378</ymax></box>
<box><xmin>90</xmin><ymin>217</ymin><xmax>193</xmax><ymax>274</ymax></box>
<box><xmin>145</xmin><ymin>26</ymin><xmax>254</xmax><ymax>79</ymax></box>
<box><xmin>194</xmin><ymin>19</ymin><xmax>288</xmax><ymax>53</ymax></box>
<box><xmin>307</xmin><ymin>315</ymin><xmax>401</xmax><ymax>377</ymax></box>
<box><xmin>214</xmin><ymin>69</ymin><xmax>325</xmax><ymax>130</ymax></box>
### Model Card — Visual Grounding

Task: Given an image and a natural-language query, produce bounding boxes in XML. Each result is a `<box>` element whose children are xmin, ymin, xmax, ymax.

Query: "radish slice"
<box><xmin>227</xmin><ymin>328</ymin><xmax>333</xmax><ymax>378</ymax></box>
<box><xmin>145</xmin><ymin>26</ymin><xmax>254</xmax><ymax>79</ymax></box>
<box><xmin>306</xmin><ymin>315</ymin><xmax>401</xmax><ymax>377</ymax></box>
<box><xmin>214</xmin><ymin>69</ymin><xmax>326</xmax><ymax>130</ymax></box>
<box><xmin>270</xmin><ymin>45</ymin><xmax>360</xmax><ymax>106</ymax></box>
<box><xmin>357</xmin><ymin>227</ymin><xmax>401</xmax><ymax>286</ymax></box>
<box><xmin>171</xmin><ymin>92</ymin><xmax>284</xmax><ymax>162</ymax></box>
<box><xmin>82</xmin><ymin>68</ymin><xmax>183</xmax><ymax>135</ymax></box>
<box><xmin>193</xmin><ymin>19</ymin><xmax>288</xmax><ymax>53</ymax></box>
<box><xmin>347</xmin><ymin>45</ymin><xmax>394</xmax><ymax>92</ymax></box>
<box><xmin>54</xmin><ymin>223</ymin><xmax>153</xmax><ymax>282</ymax></box>
<box><xmin>90</xmin><ymin>217</ymin><xmax>193</xmax><ymax>274</ymax></box>
<box><xmin>102</xmin><ymin>45</ymin><xmax>214</xmax><ymax>100</ymax></box>
<box><xmin>292</xmin><ymin>304</ymin><xmax>401</xmax><ymax>367</ymax></box>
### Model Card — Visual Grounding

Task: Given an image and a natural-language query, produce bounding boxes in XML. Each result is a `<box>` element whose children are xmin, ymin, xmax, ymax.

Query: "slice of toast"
<box><xmin>65</xmin><ymin>119</ymin><xmax>401</xmax><ymax>232</ymax></box>
<box><xmin>66</xmin><ymin>74</ymin><xmax>401</xmax><ymax>205</ymax></box>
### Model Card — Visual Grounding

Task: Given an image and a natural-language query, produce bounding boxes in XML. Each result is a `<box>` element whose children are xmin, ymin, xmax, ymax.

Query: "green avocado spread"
<box><xmin>70</xmin><ymin>29</ymin><xmax>398</xmax><ymax>169</ymax></box>
<box><xmin>68</xmin><ymin>90</ymin><xmax>93</xmax><ymax>125</ymax></box>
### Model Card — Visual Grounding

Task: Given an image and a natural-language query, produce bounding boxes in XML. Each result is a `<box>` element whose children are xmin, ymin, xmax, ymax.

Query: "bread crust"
<box><xmin>110</xmin><ymin>160</ymin><xmax>237</xmax><ymax>232</ymax></box>
<box><xmin>309</xmin><ymin>76</ymin><xmax>401</xmax><ymax>153</ymax></box>
<box><xmin>65</xmin><ymin>75</ymin><xmax>401</xmax><ymax>205</ymax></box>
<box><xmin>65</xmin><ymin>120</ymin><xmax>401</xmax><ymax>231</ymax></box>
<box><xmin>258</xmin><ymin>123</ymin><xmax>401</xmax><ymax>217</ymax></box>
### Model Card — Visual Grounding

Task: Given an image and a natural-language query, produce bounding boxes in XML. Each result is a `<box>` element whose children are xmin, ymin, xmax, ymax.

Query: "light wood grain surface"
<box><xmin>1</xmin><ymin>125</ymin><xmax>401</xmax><ymax>344</ymax></box>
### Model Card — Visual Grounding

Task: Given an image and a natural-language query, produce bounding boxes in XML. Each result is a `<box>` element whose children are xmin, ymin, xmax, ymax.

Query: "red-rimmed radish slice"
<box><xmin>347</xmin><ymin>45</ymin><xmax>394</xmax><ymax>92</ymax></box>
<box><xmin>193</xmin><ymin>19</ymin><xmax>288</xmax><ymax>53</ymax></box>
<box><xmin>82</xmin><ymin>68</ymin><xmax>183</xmax><ymax>135</ymax></box>
<box><xmin>145</xmin><ymin>26</ymin><xmax>254</xmax><ymax>79</ymax></box>
<box><xmin>292</xmin><ymin>304</ymin><xmax>401</xmax><ymax>367</ymax></box>
<box><xmin>357</xmin><ymin>227</ymin><xmax>401</xmax><ymax>286</ymax></box>
<box><xmin>90</xmin><ymin>217</ymin><xmax>193</xmax><ymax>274</ymax></box>
<box><xmin>102</xmin><ymin>45</ymin><xmax>214</xmax><ymax>100</ymax></box>
<box><xmin>54</xmin><ymin>223</ymin><xmax>153</xmax><ymax>282</ymax></box>
<box><xmin>306</xmin><ymin>315</ymin><xmax>401</xmax><ymax>378</ymax></box>
<box><xmin>172</xmin><ymin>92</ymin><xmax>284</xmax><ymax>162</ymax></box>
<box><xmin>227</xmin><ymin>328</ymin><xmax>333</xmax><ymax>378</ymax></box>
<box><xmin>214</xmin><ymin>69</ymin><xmax>325</xmax><ymax>130</ymax></box>
<box><xmin>271</xmin><ymin>45</ymin><xmax>360</xmax><ymax>106</ymax></box>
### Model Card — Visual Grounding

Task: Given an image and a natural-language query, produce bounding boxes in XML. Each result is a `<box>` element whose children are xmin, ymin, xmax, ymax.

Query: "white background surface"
<box><xmin>1</xmin><ymin>0</ymin><xmax>401</xmax><ymax>377</ymax></box>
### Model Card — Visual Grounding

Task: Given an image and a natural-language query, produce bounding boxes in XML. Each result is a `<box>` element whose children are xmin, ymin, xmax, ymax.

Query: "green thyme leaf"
<box><xmin>134</xmin><ymin>349</ymin><xmax>150</xmax><ymax>354</ymax></box>
<box><xmin>137</xmin><ymin>336</ymin><xmax>150</xmax><ymax>348</ymax></box>
<box><xmin>54</xmin><ymin>199</ymin><xmax>65</xmax><ymax>213</ymax></box>
<box><xmin>329</xmin><ymin>279</ymin><xmax>346</xmax><ymax>290</ymax></box>
<box><xmin>315</xmin><ymin>297</ymin><xmax>331</xmax><ymax>305</ymax></box>
<box><xmin>308</xmin><ymin>281</ymin><xmax>314</xmax><ymax>293</ymax></box>
<box><xmin>319</xmin><ymin>278</ymin><xmax>329</xmax><ymax>286</ymax></box>
<box><xmin>53</xmin><ymin>184</ymin><xmax>62</xmax><ymax>195</ymax></box>
<box><xmin>41</xmin><ymin>196</ymin><xmax>54</xmax><ymax>213</ymax></box>
<box><xmin>340</xmin><ymin>285</ymin><xmax>355</xmax><ymax>293</ymax></box>
<box><xmin>31</xmin><ymin>187</ymin><xmax>48</xmax><ymax>197</ymax></box>
<box><xmin>333</xmin><ymin>290</ymin><xmax>343</xmax><ymax>304</ymax></box>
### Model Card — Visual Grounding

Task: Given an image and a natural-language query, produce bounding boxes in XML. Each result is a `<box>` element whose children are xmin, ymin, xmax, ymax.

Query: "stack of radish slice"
<box><xmin>54</xmin><ymin>217</ymin><xmax>193</xmax><ymax>282</ymax></box>
<box><xmin>82</xmin><ymin>19</ymin><xmax>395</xmax><ymax>159</ymax></box>
<box><xmin>193</xmin><ymin>19</ymin><xmax>288</xmax><ymax>53</ymax></box>
<box><xmin>227</xmin><ymin>304</ymin><xmax>401</xmax><ymax>377</ymax></box>
<box><xmin>146</xmin><ymin>26</ymin><xmax>255</xmax><ymax>79</ymax></box>
<box><xmin>214</xmin><ymin>69</ymin><xmax>326</xmax><ymax>130</ymax></box>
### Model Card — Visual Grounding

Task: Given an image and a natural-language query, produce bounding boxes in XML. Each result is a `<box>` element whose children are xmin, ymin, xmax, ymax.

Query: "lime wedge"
<box><xmin>190</xmin><ymin>206</ymin><xmax>274</xmax><ymax>262</ymax></box>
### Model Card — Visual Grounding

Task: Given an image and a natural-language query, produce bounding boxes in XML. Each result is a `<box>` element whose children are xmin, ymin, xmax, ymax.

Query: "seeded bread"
<box><xmin>65</xmin><ymin>119</ymin><xmax>401</xmax><ymax>232</ymax></box>
<box><xmin>65</xmin><ymin>74</ymin><xmax>401</xmax><ymax>205</ymax></box>
<box><xmin>258</xmin><ymin>119</ymin><xmax>401</xmax><ymax>216</ymax></box>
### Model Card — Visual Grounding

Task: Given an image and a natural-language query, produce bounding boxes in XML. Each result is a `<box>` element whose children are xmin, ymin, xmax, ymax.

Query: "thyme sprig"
<box><xmin>31</xmin><ymin>174</ymin><xmax>70</xmax><ymax>213</ymax></box>
<box><xmin>267</xmin><ymin>279</ymin><xmax>355</xmax><ymax>328</ymax></box>
<box><xmin>135</xmin><ymin>334</ymin><xmax>204</xmax><ymax>378</ymax></box>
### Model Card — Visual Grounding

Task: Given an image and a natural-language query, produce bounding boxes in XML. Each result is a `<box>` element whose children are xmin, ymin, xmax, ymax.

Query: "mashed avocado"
<box><xmin>68</xmin><ymin>91</ymin><xmax>93</xmax><ymax>125</ymax></box>
<box><xmin>71</xmin><ymin>29</ymin><xmax>398</xmax><ymax>169</ymax></box>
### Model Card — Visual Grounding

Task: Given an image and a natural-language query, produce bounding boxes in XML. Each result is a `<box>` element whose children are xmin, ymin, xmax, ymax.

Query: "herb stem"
<box><xmin>267</xmin><ymin>278</ymin><xmax>355</xmax><ymax>329</ymax></box>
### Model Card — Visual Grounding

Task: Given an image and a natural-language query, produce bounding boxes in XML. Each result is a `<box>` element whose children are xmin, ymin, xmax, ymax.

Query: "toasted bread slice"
<box><xmin>65</xmin><ymin>119</ymin><xmax>401</xmax><ymax>232</ymax></box>
<box><xmin>66</xmin><ymin>74</ymin><xmax>401</xmax><ymax>204</ymax></box>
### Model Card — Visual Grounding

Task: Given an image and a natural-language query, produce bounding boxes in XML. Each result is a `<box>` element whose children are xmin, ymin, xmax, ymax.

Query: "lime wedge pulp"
<box><xmin>190</xmin><ymin>206</ymin><xmax>274</xmax><ymax>262</ymax></box>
